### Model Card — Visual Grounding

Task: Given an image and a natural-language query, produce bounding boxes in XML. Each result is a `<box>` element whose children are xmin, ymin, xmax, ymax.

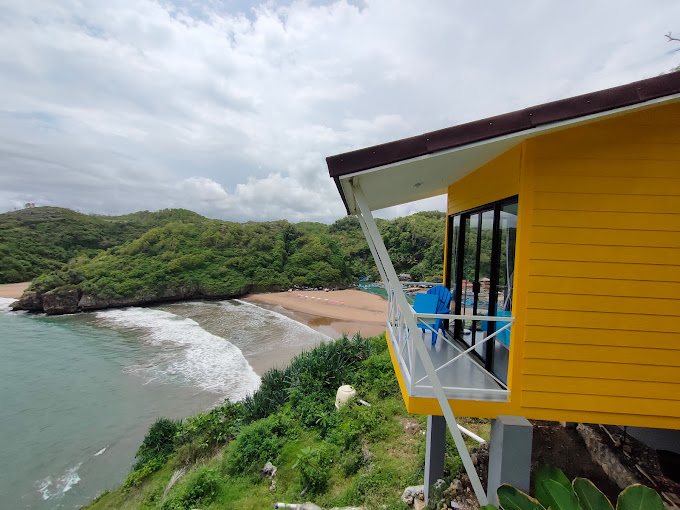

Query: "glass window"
<box><xmin>446</xmin><ymin>196</ymin><xmax>518</xmax><ymax>382</ymax></box>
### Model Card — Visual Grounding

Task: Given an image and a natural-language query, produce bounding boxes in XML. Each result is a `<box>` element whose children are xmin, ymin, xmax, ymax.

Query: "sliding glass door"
<box><xmin>446</xmin><ymin>196</ymin><xmax>518</xmax><ymax>382</ymax></box>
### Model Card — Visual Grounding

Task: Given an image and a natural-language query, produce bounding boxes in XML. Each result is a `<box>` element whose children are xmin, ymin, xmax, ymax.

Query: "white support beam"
<box><xmin>351</xmin><ymin>181</ymin><xmax>489</xmax><ymax>507</ymax></box>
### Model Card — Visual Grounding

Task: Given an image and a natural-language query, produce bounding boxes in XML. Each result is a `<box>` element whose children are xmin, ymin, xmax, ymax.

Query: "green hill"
<box><xmin>0</xmin><ymin>207</ymin><xmax>204</xmax><ymax>283</ymax></box>
<box><xmin>5</xmin><ymin>207</ymin><xmax>445</xmax><ymax>314</ymax></box>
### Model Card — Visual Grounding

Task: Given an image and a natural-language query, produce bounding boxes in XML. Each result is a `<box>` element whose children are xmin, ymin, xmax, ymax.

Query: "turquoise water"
<box><xmin>0</xmin><ymin>298</ymin><xmax>329</xmax><ymax>509</ymax></box>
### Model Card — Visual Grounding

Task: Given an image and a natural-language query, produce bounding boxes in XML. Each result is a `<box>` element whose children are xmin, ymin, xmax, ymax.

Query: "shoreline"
<box><xmin>1</xmin><ymin>282</ymin><xmax>388</xmax><ymax>375</ymax></box>
<box><xmin>0</xmin><ymin>282</ymin><xmax>30</xmax><ymax>299</ymax></box>
<box><xmin>245</xmin><ymin>288</ymin><xmax>387</xmax><ymax>339</ymax></box>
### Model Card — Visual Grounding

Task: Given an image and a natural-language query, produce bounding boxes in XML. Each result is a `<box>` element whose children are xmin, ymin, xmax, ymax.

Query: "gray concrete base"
<box><xmin>487</xmin><ymin>415</ymin><xmax>533</xmax><ymax>506</ymax></box>
<box><xmin>424</xmin><ymin>415</ymin><xmax>446</xmax><ymax>503</ymax></box>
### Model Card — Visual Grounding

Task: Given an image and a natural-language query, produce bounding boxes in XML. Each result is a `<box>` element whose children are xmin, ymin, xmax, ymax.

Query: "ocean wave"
<box><xmin>36</xmin><ymin>463</ymin><xmax>82</xmax><ymax>500</ymax></box>
<box><xmin>0</xmin><ymin>297</ymin><xmax>18</xmax><ymax>313</ymax></box>
<box><xmin>229</xmin><ymin>299</ymin><xmax>332</xmax><ymax>343</ymax></box>
<box><xmin>94</xmin><ymin>446</ymin><xmax>108</xmax><ymax>457</ymax></box>
<box><xmin>95</xmin><ymin>307</ymin><xmax>261</xmax><ymax>400</ymax></box>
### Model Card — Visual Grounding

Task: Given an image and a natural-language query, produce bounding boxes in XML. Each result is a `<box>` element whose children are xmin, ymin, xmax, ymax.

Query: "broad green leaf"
<box><xmin>535</xmin><ymin>479</ymin><xmax>583</xmax><ymax>510</ymax></box>
<box><xmin>497</xmin><ymin>484</ymin><xmax>545</xmax><ymax>510</ymax></box>
<box><xmin>534</xmin><ymin>465</ymin><xmax>572</xmax><ymax>493</ymax></box>
<box><xmin>616</xmin><ymin>484</ymin><xmax>665</xmax><ymax>510</ymax></box>
<box><xmin>480</xmin><ymin>505</ymin><xmax>499</xmax><ymax>509</ymax></box>
<box><xmin>573</xmin><ymin>478</ymin><xmax>614</xmax><ymax>510</ymax></box>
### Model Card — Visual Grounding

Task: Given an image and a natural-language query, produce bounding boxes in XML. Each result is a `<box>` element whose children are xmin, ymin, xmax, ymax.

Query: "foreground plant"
<box><xmin>481</xmin><ymin>465</ymin><xmax>665</xmax><ymax>510</ymax></box>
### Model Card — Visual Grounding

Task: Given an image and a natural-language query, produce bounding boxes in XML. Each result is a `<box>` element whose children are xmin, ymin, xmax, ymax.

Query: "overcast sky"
<box><xmin>1</xmin><ymin>0</ymin><xmax>678</xmax><ymax>223</ymax></box>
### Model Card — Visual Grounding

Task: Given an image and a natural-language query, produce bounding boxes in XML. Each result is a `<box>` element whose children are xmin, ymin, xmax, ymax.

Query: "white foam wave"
<box><xmin>36</xmin><ymin>463</ymin><xmax>82</xmax><ymax>500</ymax></box>
<box><xmin>0</xmin><ymin>297</ymin><xmax>18</xmax><ymax>313</ymax></box>
<box><xmin>230</xmin><ymin>299</ymin><xmax>332</xmax><ymax>343</ymax></box>
<box><xmin>94</xmin><ymin>446</ymin><xmax>108</xmax><ymax>457</ymax></box>
<box><xmin>95</xmin><ymin>307</ymin><xmax>260</xmax><ymax>399</ymax></box>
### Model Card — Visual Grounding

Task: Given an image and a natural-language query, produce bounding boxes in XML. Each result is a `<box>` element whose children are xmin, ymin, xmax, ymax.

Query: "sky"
<box><xmin>0</xmin><ymin>0</ymin><xmax>679</xmax><ymax>223</ymax></box>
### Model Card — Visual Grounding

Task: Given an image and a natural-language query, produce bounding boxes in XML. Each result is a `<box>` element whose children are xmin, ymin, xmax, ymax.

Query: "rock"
<box><xmin>401</xmin><ymin>485</ymin><xmax>424</xmax><ymax>504</ymax></box>
<box><xmin>262</xmin><ymin>461</ymin><xmax>277</xmax><ymax>479</ymax></box>
<box><xmin>78</xmin><ymin>294</ymin><xmax>141</xmax><ymax>311</ymax></box>
<box><xmin>11</xmin><ymin>291</ymin><xmax>42</xmax><ymax>311</ymax></box>
<box><xmin>413</xmin><ymin>499</ymin><xmax>426</xmax><ymax>510</ymax></box>
<box><xmin>434</xmin><ymin>478</ymin><xmax>446</xmax><ymax>490</ymax></box>
<box><xmin>299</xmin><ymin>503</ymin><xmax>323</xmax><ymax>510</ymax></box>
<box><xmin>43</xmin><ymin>288</ymin><xmax>79</xmax><ymax>315</ymax></box>
<box><xmin>470</xmin><ymin>454</ymin><xmax>478</xmax><ymax>466</ymax></box>
<box><xmin>402</xmin><ymin>419</ymin><xmax>420</xmax><ymax>435</ymax></box>
<box><xmin>361</xmin><ymin>444</ymin><xmax>372</xmax><ymax>463</ymax></box>
<box><xmin>450</xmin><ymin>479</ymin><xmax>463</xmax><ymax>492</ymax></box>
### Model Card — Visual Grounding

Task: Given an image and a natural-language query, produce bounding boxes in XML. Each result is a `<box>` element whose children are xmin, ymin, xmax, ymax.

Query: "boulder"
<box><xmin>262</xmin><ymin>461</ymin><xmax>277</xmax><ymax>479</ymax></box>
<box><xmin>43</xmin><ymin>288</ymin><xmax>79</xmax><ymax>315</ymax></box>
<box><xmin>401</xmin><ymin>485</ymin><xmax>424</xmax><ymax>505</ymax></box>
<box><xmin>11</xmin><ymin>291</ymin><xmax>42</xmax><ymax>311</ymax></box>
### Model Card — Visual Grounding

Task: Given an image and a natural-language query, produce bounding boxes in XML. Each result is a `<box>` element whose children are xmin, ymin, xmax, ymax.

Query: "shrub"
<box><xmin>122</xmin><ymin>458</ymin><xmax>165</xmax><ymax>490</ymax></box>
<box><xmin>134</xmin><ymin>417</ymin><xmax>181</xmax><ymax>470</ymax></box>
<box><xmin>242</xmin><ymin>367</ymin><xmax>289</xmax><ymax>422</ymax></box>
<box><xmin>162</xmin><ymin>466</ymin><xmax>220</xmax><ymax>510</ymax></box>
<box><xmin>293</xmin><ymin>446</ymin><xmax>331</xmax><ymax>495</ymax></box>
<box><xmin>223</xmin><ymin>414</ymin><xmax>290</xmax><ymax>475</ymax></box>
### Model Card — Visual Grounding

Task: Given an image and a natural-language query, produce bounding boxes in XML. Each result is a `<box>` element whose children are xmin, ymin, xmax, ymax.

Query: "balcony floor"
<box><xmin>392</xmin><ymin>328</ymin><xmax>510</xmax><ymax>402</ymax></box>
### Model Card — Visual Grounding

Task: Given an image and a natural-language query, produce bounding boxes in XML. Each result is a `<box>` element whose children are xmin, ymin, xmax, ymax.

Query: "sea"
<box><xmin>0</xmin><ymin>297</ymin><xmax>330</xmax><ymax>509</ymax></box>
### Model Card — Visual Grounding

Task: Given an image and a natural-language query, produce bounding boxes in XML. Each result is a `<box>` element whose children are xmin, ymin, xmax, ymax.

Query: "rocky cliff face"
<box><xmin>11</xmin><ymin>284</ymin><xmax>252</xmax><ymax>315</ymax></box>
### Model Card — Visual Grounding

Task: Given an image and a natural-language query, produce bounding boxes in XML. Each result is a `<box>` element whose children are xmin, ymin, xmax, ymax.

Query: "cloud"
<box><xmin>1</xmin><ymin>0</ymin><xmax>679</xmax><ymax>222</ymax></box>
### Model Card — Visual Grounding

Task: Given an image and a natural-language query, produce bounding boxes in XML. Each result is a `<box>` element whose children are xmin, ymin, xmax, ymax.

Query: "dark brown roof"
<box><xmin>326</xmin><ymin>72</ymin><xmax>680</xmax><ymax>178</ymax></box>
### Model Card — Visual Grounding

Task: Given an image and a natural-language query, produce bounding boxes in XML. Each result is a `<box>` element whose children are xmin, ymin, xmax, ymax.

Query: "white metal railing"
<box><xmin>386</xmin><ymin>280</ymin><xmax>513</xmax><ymax>400</ymax></box>
<box><xmin>350</xmin><ymin>181</ymin><xmax>491</xmax><ymax>505</ymax></box>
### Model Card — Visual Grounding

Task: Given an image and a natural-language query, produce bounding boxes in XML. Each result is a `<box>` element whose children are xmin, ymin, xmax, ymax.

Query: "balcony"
<box><xmin>386</xmin><ymin>281</ymin><xmax>513</xmax><ymax>403</ymax></box>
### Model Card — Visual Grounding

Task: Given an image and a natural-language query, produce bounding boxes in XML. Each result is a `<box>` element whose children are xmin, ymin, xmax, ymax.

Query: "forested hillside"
<box><xmin>4</xmin><ymin>207</ymin><xmax>445</xmax><ymax>314</ymax></box>
<box><xmin>0</xmin><ymin>207</ymin><xmax>203</xmax><ymax>283</ymax></box>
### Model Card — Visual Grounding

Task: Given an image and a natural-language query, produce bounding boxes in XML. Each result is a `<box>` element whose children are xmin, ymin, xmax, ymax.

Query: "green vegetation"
<box><xmin>0</xmin><ymin>207</ymin><xmax>203</xmax><ymax>283</ymax></box>
<box><xmin>4</xmin><ymin>207</ymin><xmax>445</xmax><ymax>309</ymax></box>
<box><xmin>486</xmin><ymin>465</ymin><xmax>665</xmax><ymax>510</ymax></box>
<box><xmin>85</xmin><ymin>334</ymin><xmax>488</xmax><ymax>510</ymax></box>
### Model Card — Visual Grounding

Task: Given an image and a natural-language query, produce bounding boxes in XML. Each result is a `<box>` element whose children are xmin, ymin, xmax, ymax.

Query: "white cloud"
<box><xmin>1</xmin><ymin>0</ymin><xmax>679</xmax><ymax>222</ymax></box>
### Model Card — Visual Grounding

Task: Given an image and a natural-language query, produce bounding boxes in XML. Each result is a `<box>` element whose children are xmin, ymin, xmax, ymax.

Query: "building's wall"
<box><xmin>409</xmin><ymin>102</ymin><xmax>680</xmax><ymax>428</ymax></box>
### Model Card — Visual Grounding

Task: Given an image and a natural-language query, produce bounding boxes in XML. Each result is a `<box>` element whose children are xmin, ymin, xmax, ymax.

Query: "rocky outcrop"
<box><xmin>11</xmin><ymin>291</ymin><xmax>43</xmax><ymax>311</ymax></box>
<box><xmin>78</xmin><ymin>294</ymin><xmax>143</xmax><ymax>311</ymax></box>
<box><xmin>11</xmin><ymin>284</ymin><xmax>252</xmax><ymax>315</ymax></box>
<box><xmin>43</xmin><ymin>288</ymin><xmax>79</xmax><ymax>315</ymax></box>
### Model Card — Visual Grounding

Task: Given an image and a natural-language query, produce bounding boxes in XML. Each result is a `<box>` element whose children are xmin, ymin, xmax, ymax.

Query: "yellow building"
<box><xmin>325</xmin><ymin>72</ymin><xmax>680</xmax><ymax>505</ymax></box>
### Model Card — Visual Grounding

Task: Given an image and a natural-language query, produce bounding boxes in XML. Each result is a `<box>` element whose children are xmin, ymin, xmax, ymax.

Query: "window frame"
<box><xmin>445</xmin><ymin>195</ymin><xmax>518</xmax><ymax>374</ymax></box>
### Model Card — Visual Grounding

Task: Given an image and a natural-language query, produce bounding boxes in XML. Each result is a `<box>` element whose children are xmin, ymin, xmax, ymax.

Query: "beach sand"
<box><xmin>0</xmin><ymin>282</ymin><xmax>30</xmax><ymax>299</ymax></box>
<box><xmin>246</xmin><ymin>289</ymin><xmax>387</xmax><ymax>339</ymax></box>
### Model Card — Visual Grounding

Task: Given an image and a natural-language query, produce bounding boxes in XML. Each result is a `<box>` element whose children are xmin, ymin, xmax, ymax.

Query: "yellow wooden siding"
<box><xmin>426</xmin><ymin>102</ymin><xmax>680</xmax><ymax>428</ymax></box>
<box><xmin>522</xmin><ymin>103</ymin><xmax>680</xmax><ymax>427</ymax></box>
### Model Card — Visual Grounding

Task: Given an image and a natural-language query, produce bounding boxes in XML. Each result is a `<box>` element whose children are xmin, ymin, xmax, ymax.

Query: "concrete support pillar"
<box><xmin>487</xmin><ymin>415</ymin><xmax>533</xmax><ymax>506</ymax></box>
<box><xmin>424</xmin><ymin>414</ymin><xmax>447</xmax><ymax>503</ymax></box>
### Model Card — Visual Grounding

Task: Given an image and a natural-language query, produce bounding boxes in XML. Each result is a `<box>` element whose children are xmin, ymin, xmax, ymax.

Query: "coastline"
<box><xmin>246</xmin><ymin>289</ymin><xmax>387</xmax><ymax>339</ymax></box>
<box><xmin>1</xmin><ymin>282</ymin><xmax>387</xmax><ymax>375</ymax></box>
<box><xmin>0</xmin><ymin>282</ymin><xmax>30</xmax><ymax>299</ymax></box>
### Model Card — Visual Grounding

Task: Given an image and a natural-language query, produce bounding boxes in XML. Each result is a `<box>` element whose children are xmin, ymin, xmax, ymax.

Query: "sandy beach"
<box><xmin>246</xmin><ymin>288</ymin><xmax>387</xmax><ymax>339</ymax></box>
<box><xmin>0</xmin><ymin>282</ymin><xmax>30</xmax><ymax>299</ymax></box>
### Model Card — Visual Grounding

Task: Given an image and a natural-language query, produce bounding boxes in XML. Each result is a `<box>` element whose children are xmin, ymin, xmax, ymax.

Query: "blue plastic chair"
<box><xmin>413</xmin><ymin>286</ymin><xmax>452</xmax><ymax>346</ymax></box>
